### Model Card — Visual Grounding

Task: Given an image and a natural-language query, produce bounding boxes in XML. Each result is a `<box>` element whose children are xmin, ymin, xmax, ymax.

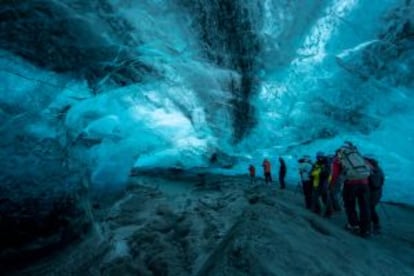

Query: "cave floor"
<box><xmin>11</xmin><ymin>173</ymin><xmax>414</xmax><ymax>275</ymax></box>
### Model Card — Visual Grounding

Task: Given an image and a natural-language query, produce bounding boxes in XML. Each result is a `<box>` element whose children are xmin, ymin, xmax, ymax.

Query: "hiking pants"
<box><xmin>312</xmin><ymin>184</ymin><xmax>331</xmax><ymax>215</ymax></box>
<box><xmin>343</xmin><ymin>182</ymin><xmax>371</xmax><ymax>234</ymax></box>
<box><xmin>302</xmin><ymin>180</ymin><xmax>312</xmax><ymax>209</ymax></box>
<box><xmin>330</xmin><ymin>184</ymin><xmax>342</xmax><ymax>211</ymax></box>
<box><xmin>370</xmin><ymin>205</ymin><xmax>379</xmax><ymax>229</ymax></box>
<box><xmin>311</xmin><ymin>186</ymin><xmax>322</xmax><ymax>214</ymax></box>
<box><xmin>332</xmin><ymin>176</ymin><xmax>345</xmax><ymax>211</ymax></box>
<box><xmin>322</xmin><ymin>183</ymin><xmax>333</xmax><ymax>216</ymax></box>
<box><xmin>370</xmin><ymin>189</ymin><xmax>382</xmax><ymax>229</ymax></box>
<box><xmin>279</xmin><ymin>172</ymin><xmax>286</xmax><ymax>189</ymax></box>
<box><xmin>264</xmin><ymin>172</ymin><xmax>272</xmax><ymax>184</ymax></box>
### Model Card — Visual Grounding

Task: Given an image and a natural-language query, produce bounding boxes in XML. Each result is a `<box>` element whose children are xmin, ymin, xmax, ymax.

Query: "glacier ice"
<box><xmin>2</xmin><ymin>0</ymin><xmax>414</xmax><ymax>271</ymax></box>
<box><xmin>0</xmin><ymin>0</ymin><xmax>413</xmax><ymax>205</ymax></box>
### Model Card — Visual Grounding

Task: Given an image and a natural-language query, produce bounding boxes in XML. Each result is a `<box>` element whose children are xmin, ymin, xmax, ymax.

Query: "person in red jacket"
<box><xmin>329</xmin><ymin>151</ymin><xmax>343</xmax><ymax>212</ymax></box>
<box><xmin>262</xmin><ymin>159</ymin><xmax>272</xmax><ymax>185</ymax></box>
<box><xmin>330</xmin><ymin>142</ymin><xmax>371</xmax><ymax>237</ymax></box>
<box><xmin>248</xmin><ymin>164</ymin><xmax>256</xmax><ymax>185</ymax></box>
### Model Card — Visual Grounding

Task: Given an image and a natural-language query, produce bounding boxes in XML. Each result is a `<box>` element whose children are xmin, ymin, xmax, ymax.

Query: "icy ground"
<box><xmin>10</xmin><ymin>174</ymin><xmax>414</xmax><ymax>276</ymax></box>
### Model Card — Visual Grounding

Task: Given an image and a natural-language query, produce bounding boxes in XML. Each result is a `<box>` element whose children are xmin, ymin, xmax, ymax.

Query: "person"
<box><xmin>298</xmin><ymin>155</ymin><xmax>313</xmax><ymax>209</ymax></box>
<box><xmin>262</xmin><ymin>158</ymin><xmax>272</xmax><ymax>185</ymax></box>
<box><xmin>331</xmin><ymin>142</ymin><xmax>371</xmax><ymax>237</ymax></box>
<box><xmin>248</xmin><ymin>164</ymin><xmax>256</xmax><ymax>185</ymax></box>
<box><xmin>210</xmin><ymin>152</ymin><xmax>218</xmax><ymax>164</ymax></box>
<box><xmin>310</xmin><ymin>151</ymin><xmax>332</xmax><ymax>217</ymax></box>
<box><xmin>365</xmin><ymin>156</ymin><xmax>385</xmax><ymax>234</ymax></box>
<box><xmin>328</xmin><ymin>152</ymin><xmax>343</xmax><ymax>212</ymax></box>
<box><xmin>279</xmin><ymin>157</ymin><xmax>287</xmax><ymax>189</ymax></box>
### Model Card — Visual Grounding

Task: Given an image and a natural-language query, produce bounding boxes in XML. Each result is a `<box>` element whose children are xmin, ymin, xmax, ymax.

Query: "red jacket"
<box><xmin>262</xmin><ymin>160</ymin><xmax>271</xmax><ymax>173</ymax></box>
<box><xmin>249</xmin><ymin>165</ymin><xmax>256</xmax><ymax>177</ymax></box>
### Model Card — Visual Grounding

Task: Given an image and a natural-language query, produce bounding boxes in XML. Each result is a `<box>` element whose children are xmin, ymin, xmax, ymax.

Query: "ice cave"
<box><xmin>0</xmin><ymin>0</ymin><xmax>413</xmax><ymax>275</ymax></box>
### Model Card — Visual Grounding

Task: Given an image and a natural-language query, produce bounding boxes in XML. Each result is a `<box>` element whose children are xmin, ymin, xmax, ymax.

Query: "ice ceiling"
<box><xmin>0</xmin><ymin>0</ymin><xmax>413</xmax><ymax>203</ymax></box>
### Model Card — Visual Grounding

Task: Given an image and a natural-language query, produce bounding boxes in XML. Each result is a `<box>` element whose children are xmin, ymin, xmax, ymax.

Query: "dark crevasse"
<box><xmin>178</xmin><ymin>0</ymin><xmax>328</xmax><ymax>141</ymax></box>
<box><xmin>179</xmin><ymin>0</ymin><xmax>263</xmax><ymax>141</ymax></box>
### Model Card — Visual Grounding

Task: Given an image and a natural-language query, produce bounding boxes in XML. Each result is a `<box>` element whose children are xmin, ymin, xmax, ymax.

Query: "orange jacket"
<box><xmin>262</xmin><ymin>160</ymin><xmax>271</xmax><ymax>173</ymax></box>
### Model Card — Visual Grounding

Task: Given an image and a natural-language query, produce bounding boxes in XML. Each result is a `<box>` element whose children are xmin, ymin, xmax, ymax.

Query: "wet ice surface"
<box><xmin>10</xmin><ymin>173</ymin><xmax>414</xmax><ymax>276</ymax></box>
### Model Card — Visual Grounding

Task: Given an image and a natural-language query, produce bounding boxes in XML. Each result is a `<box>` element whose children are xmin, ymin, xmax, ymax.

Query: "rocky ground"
<box><xmin>6</xmin><ymin>173</ymin><xmax>414</xmax><ymax>276</ymax></box>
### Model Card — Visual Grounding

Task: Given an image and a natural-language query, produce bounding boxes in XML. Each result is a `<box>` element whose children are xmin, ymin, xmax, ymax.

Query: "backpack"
<box><xmin>339</xmin><ymin>146</ymin><xmax>371</xmax><ymax>180</ymax></box>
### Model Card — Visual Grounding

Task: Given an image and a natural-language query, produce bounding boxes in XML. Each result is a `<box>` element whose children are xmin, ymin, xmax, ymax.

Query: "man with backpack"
<box><xmin>365</xmin><ymin>156</ymin><xmax>385</xmax><ymax>234</ymax></box>
<box><xmin>330</xmin><ymin>142</ymin><xmax>371</xmax><ymax>237</ymax></box>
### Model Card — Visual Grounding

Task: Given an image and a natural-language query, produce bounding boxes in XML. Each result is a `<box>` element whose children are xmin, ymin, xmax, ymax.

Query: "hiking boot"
<box><xmin>345</xmin><ymin>223</ymin><xmax>360</xmax><ymax>233</ymax></box>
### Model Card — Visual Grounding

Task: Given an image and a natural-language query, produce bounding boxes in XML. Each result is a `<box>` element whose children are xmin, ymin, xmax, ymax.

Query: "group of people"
<box><xmin>248</xmin><ymin>157</ymin><xmax>287</xmax><ymax>189</ymax></box>
<box><xmin>248</xmin><ymin>141</ymin><xmax>385</xmax><ymax>238</ymax></box>
<box><xmin>298</xmin><ymin>141</ymin><xmax>385</xmax><ymax>237</ymax></box>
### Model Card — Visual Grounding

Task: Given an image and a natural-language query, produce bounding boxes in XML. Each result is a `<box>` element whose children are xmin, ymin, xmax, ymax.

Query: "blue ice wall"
<box><xmin>0</xmin><ymin>0</ymin><xmax>413</xmax><ymax>203</ymax></box>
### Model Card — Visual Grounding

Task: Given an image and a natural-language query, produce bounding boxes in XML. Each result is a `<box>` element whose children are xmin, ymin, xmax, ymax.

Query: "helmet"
<box><xmin>344</xmin><ymin>141</ymin><xmax>353</xmax><ymax>146</ymax></box>
<box><xmin>299</xmin><ymin>155</ymin><xmax>311</xmax><ymax>162</ymax></box>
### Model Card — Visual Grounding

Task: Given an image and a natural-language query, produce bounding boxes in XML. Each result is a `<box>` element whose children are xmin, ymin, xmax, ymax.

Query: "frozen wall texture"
<box><xmin>0</xmin><ymin>0</ymin><xmax>413</xmax><ymax>264</ymax></box>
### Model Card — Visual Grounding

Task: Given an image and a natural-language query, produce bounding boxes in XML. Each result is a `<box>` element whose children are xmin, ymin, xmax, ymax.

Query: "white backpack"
<box><xmin>339</xmin><ymin>147</ymin><xmax>371</xmax><ymax>180</ymax></box>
